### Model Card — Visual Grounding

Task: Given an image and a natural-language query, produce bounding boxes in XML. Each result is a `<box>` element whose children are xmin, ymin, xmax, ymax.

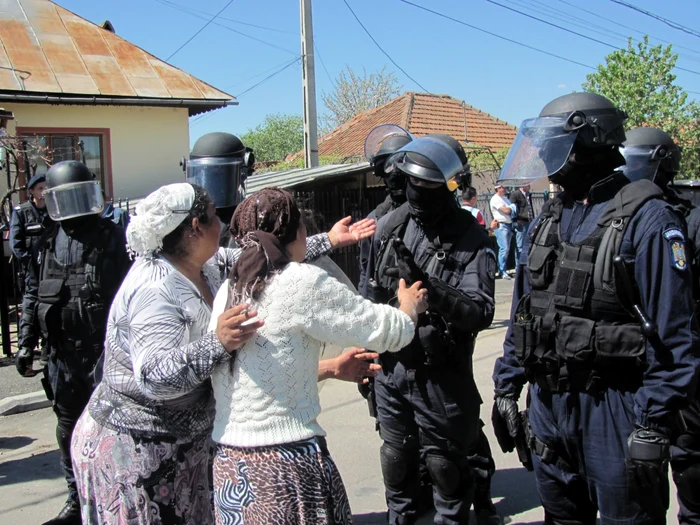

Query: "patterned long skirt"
<box><xmin>212</xmin><ymin>437</ymin><xmax>353</xmax><ymax>525</ymax></box>
<box><xmin>71</xmin><ymin>410</ymin><xmax>214</xmax><ymax>525</ymax></box>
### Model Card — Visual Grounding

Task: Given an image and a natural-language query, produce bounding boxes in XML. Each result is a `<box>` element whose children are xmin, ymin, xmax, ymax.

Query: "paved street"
<box><xmin>0</xmin><ymin>280</ymin><xmax>680</xmax><ymax>524</ymax></box>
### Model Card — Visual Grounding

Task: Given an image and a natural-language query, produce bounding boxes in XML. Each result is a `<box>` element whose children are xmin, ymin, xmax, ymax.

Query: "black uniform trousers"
<box><xmin>44</xmin><ymin>346</ymin><xmax>101</xmax><ymax>504</ymax></box>
<box><xmin>18</xmin><ymin>269</ymin><xmax>39</xmax><ymax>350</ymax></box>
<box><xmin>375</xmin><ymin>355</ymin><xmax>481</xmax><ymax>525</ymax></box>
<box><xmin>672</xmin><ymin>401</ymin><xmax>700</xmax><ymax>525</ymax></box>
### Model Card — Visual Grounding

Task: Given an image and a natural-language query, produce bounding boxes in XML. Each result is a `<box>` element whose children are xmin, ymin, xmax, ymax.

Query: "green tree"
<box><xmin>320</xmin><ymin>66</ymin><xmax>403</xmax><ymax>134</ymax></box>
<box><xmin>467</xmin><ymin>145</ymin><xmax>510</xmax><ymax>187</ymax></box>
<box><xmin>583</xmin><ymin>35</ymin><xmax>700</xmax><ymax>177</ymax></box>
<box><xmin>240</xmin><ymin>114</ymin><xmax>304</xmax><ymax>163</ymax></box>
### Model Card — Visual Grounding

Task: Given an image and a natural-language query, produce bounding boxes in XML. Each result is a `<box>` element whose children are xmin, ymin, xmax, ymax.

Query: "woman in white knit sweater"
<box><xmin>207</xmin><ymin>188</ymin><xmax>427</xmax><ymax>525</ymax></box>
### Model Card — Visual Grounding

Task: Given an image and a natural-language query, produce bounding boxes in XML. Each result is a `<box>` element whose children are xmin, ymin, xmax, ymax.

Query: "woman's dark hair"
<box><xmin>160</xmin><ymin>184</ymin><xmax>212</xmax><ymax>258</ymax></box>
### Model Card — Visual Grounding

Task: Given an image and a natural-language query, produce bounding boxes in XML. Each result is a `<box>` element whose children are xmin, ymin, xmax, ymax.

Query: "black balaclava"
<box><xmin>406</xmin><ymin>179</ymin><xmax>459</xmax><ymax>227</ymax></box>
<box><xmin>376</xmin><ymin>160</ymin><xmax>407</xmax><ymax>207</ymax></box>
<box><xmin>549</xmin><ymin>144</ymin><xmax>625</xmax><ymax>201</ymax></box>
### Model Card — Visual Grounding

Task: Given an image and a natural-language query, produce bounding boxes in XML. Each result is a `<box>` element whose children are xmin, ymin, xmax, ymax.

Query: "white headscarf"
<box><xmin>126</xmin><ymin>183</ymin><xmax>195</xmax><ymax>257</ymax></box>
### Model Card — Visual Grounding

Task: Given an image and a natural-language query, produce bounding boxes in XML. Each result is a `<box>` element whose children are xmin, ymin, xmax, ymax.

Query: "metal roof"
<box><xmin>245</xmin><ymin>162</ymin><xmax>371</xmax><ymax>195</ymax></box>
<box><xmin>0</xmin><ymin>0</ymin><xmax>235</xmax><ymax>116</ymax></box>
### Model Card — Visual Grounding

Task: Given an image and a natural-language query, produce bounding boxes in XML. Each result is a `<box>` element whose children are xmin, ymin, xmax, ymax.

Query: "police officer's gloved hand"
<box><xmin>392</xmin><ymin>239</ymin><xmax>428</xmax><ymax>286</ymax></box>
<box><xmin>627</xmin><ymin>427</ymin><xmax>670</xmax><ymax>490</ymax></box>
<box><xmin>492</xmin><ymin>394</ymin><xmax>519</xmax><ymax>453</ymax></box>
<box><xmin>15</xmin><ymin>347</ymin><xmax>35</xmax><ymax>377</ymax></box>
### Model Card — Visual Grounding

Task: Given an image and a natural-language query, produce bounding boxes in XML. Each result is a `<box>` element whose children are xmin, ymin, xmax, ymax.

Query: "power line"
<box><xmin>554</xmin><ymin>0</ymin><xmax>700</xmax><ymax>57</ymax></box>
<box><xmin>341</xmin><ymin>0</ymin><xmax>429</xmax><ymax>92</ymax></box>
<box><xmin>314</xmin><ymin>43</ymin><xmax>336</xmax><ymax>90</ymax></box>
<box><xmin>155</xmin><ymin>0</ymin><xmax>297</xmax><ymax>56</ymax></box>
<box><xmin>398</xmin><ymin>0</ymin><xmax>596</xmax><ymax>70</ymax></box>
<box><xmin>485</xmin><ymin>0</ymin><xmax>700</xmax><ymax>77</ymax></box>
<box><xmin>166</xmin><ymin>0</ymin><xmax>235</xmax><ymax>61</ymax></box>
<box><xmin>610</xmin><ymin>1</ymin><xmax>700</xmax><ymax>39</ymax></box>
<box><xmin>222</xmin><ymin>57</ymin><xmax>302</xmax><ymax>90</ymax></box>
<box><xmin>235</xmin><ymin>57</ymin><xmax>301</xmax><ymax>98</ymax></box>
<box><xmin>485</xmin><ymin>0</ymin><xmax>617</xmax><ymax>49</ymax></box>
<box><xmin>157</xmin><ymin>0</ymin><xmax>296</xmax><ymax>34</ymax></box>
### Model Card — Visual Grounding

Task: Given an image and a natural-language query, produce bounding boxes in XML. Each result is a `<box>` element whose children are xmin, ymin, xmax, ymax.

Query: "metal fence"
<box><xmin>476</xmin><ymin>191</ymin><xmax>550</xmax><ymax>224</ymax></box>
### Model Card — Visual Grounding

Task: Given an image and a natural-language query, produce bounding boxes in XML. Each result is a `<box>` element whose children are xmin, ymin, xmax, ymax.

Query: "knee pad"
<box><xmin>380</xmin><ymin>443</ymin><xmax>417</xmax><ymax>490</ymax></box>
<box><xmin>673</xmin><ymin>462</ymin><xmax>700</xmax><ymax>513</ymax></box>
<box><xmin>426</xmin><ymin>453</ymin><xmax>463</xmax><ymax>498</ymax></box>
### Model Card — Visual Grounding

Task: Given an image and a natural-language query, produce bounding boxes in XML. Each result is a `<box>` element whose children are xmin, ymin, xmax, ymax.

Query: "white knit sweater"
<box><xmin>208</xmin><ymin>262</ymin><xmax>415</xmax><ymax>447</ymax></box>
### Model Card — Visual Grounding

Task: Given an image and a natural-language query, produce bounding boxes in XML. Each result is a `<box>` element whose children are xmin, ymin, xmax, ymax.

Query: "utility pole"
<box><xmin>300</xmin><ymin>0</ymin><xmax>319</xmax><ymax>168</ymax></box>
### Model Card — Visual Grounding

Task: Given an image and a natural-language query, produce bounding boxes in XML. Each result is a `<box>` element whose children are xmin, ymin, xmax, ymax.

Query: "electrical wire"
<box><xmin>341</xmin><ymin>0</ymin><xmax>429</xmax><ymax>92</ymax></box>
<box><xmin>155</xmin><ymin>0</ymin><xmax>297</xmax><ymax>56</ymax></box>
<box><xmin>397</xmin><ymin>0</ymin><xmax>596</xmax><ymax>70</ymax></box>
<box><xmin>222</xmin><ymin>57</ymin><xmax>302</xmax><ymax>90</ymax></box>
<box><xmin>315</xmin><ymin>44</ymin><xmax>336</xmax><ymax>90</ymax></box>
<box><xmin>157</xmin><ymin>0</ymin><xmax>296</xmax><ymax>34</ymax></box>
<box><xmin>235</xmin><ymin>57</ymin><xmax>301</xmax><ymax>98</ymax></box>
<box><xmin>610</xmin><ymin>1</ymin><xmax>700</xmax><ymax>39</ymax></box>
<box><xmin>166</xmin><ymin>0</ymin><xmax>236</xmax><ymax>61</ymax></box>
<box><xmin>484</xmin><ymin>0</ymin><xmax>700</xmax><ymax>76</ymax></box>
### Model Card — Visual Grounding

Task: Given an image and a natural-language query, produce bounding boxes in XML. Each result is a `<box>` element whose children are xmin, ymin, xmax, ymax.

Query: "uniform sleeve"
<box><xmin>492</xmin><ymin>218</ymin><xmax>536</xmax><ymax>398</ymax></box>
<box><xmin>358</xmin><ymin>210</ymin><xmax>377</xmax><ymax>298</ymax></box>
<box><xmin>129</xmin><ymin>285</ymin><xmax>231</xmax><ymax>401</ymax></box>
<box><xmin>9</xmin><ymin>209</ymin><xmax>29</xmax><ymax>264</ymax></box>
<box><xmin>427</xmin><ymin>242</ymin><xmax>496</xmax><ymax>334</ymax></box>
<box><xmin>626</xmin><ymin>204</ymin><xmax>700</xmax><ymax>430</ymax></box>
<box><xmin>291</xmin><ymin>266</ymin><xmax>415</xmax><ymax>353</ymax></box>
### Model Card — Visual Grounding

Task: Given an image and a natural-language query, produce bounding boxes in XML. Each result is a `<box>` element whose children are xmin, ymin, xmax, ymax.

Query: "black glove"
<box><xmin>392</xmin><ymin>238</ymin><xmax>427</xmax><ymax>286</ymax></box>
<box><xmin>627</xmin><ymin>427</ymin><xmax>670</xmax><ymax>489</ymax></box>
<box><xmin>15</xmin><ymin>347</ymin><xmax>34</xmax><ymax>377</ymax></box>
<box><xmin>492</xmin><ymin>395</ymin><xmax>533</xmax><ymax>471</ymax></box>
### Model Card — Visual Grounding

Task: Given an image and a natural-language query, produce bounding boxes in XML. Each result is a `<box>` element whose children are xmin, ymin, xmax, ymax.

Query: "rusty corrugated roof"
<box><xmin>303</xmin><ymin>92</ymin><xmax>517</xmax><ymax>161</ymax></box>
<box><xmin>0</xmin><ymin>0</ymin><xmax>235</xmax><ymax>114</ymax></box>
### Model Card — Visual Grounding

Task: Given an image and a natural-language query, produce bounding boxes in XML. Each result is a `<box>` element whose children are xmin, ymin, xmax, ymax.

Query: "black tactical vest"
<box><xmin>371</xmin><ymin>203</ymin><xmax>483</xmax><ymax>366</ymax></box>
<box><xmin>513</xmin><ymin>179</ymin><xmax>664</xmax><ymax>393</ymax></box>
<box><xmin>36</xmin><ymin>222</ymin><xmax>113</xmax><ymax>352</ymax></box>
<box><xmin>16</xmin><ymin>201</ymin><xmax>48</xmax><ymax>250</ymax></box>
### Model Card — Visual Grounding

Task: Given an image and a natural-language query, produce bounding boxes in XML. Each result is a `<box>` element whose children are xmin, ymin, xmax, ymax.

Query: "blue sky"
<box><xmin>58</xmin><ymin>0</ymin><xmax>700</xmax><ymax>145</ymax></box>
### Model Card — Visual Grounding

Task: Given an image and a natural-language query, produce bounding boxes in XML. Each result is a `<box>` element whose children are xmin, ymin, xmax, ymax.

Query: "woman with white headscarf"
<box><xmin>70</xmin><ymin>183</ymin><xmax>377</xmax><ymax>525</ymax></box>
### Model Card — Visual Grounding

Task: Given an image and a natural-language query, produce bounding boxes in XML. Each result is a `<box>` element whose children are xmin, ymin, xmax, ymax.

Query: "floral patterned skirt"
<box><xmin>212</xmin><ymin>437</ymin><xmax>353</xmax><ymax>525</ymax></box>
<box><xmin>71</xmin><ymin>410</ymin><xmax>214</xmax><ymax>525</ymax></box>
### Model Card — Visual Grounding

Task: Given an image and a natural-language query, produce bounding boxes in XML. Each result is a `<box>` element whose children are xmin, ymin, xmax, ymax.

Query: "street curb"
<box><xmin>0</xmin><ymin>390</ymin><xmax>51</xmax><ymax>416</ymax></box>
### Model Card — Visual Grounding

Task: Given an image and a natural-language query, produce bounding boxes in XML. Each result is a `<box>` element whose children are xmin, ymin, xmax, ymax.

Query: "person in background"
<box><xmin>489</xmin><ymin>183</ymin><xmax>515</xmax><ymax>279</ymax></box>
<box><xmin>509</xmin><ymin>183</ymin><xmax>534</xmax><ymax>261</ymax></box>
<box><xmin>461</xmin><ymin>186</ymin><xmax>486</xmax><ymax>227</ymax></box>
<box><xmin>11</xmin><ymin>172</ymin><xmax>52</xmax><ymax>373</ymax></box>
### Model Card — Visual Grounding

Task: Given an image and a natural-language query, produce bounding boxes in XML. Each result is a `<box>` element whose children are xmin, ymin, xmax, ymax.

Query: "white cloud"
<box><xmin>557</xmin><ymin>83</ymin><xmax>567</xmax><ymax>89</ymax></box>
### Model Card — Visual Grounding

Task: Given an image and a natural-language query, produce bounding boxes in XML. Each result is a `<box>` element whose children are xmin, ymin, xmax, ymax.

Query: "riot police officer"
<box><xmin>32</xmin><ymin>161</ymin><xmax>131</xmax><ymax>525</ymax></box>
<box><xmin>368</xmin><ymin>136</ymin><xmax>496</xmax><ymax>524</ymax></box>
<box><xmin>621</xmin><ymin>126</ymin><xmax>700</xmax><ymax>525</ymax></box>
<box><xmin>183</xmin><ymin>131</ymin><xmax>254</xmax><ymax>245</ymax></box>
<box><xmin>11</xmin><ymin>172</ymin><xmax>52</xmax><ymax>373</ymax></box>
<box><xmin>358</xmin><ymin>124</ymin><xmax>413</xmax><ymax>297</ymax></box>
<box><xmin>492</xmin><ymin>93</ymin><xmax>700</xmax><ymax>524</ymax></box>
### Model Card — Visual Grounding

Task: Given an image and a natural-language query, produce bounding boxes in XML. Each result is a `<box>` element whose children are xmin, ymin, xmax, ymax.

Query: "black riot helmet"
<box><xmin>425</xmin><ymin>134</ymin><xmax>471</xmax><ymax>189</ymax></box>
<box><xmin>43</xmin><ymin>160</ymin><xmax>104</xmax><ymax>221</ymax></box>
<box><xmin>184</xmin><ymin>132</ymin><xmax>252</xmax><ymax>208</ymax></box>
<box><xmin>385</xmin><ymin>136</ymin><xmax>464</xmax><ymax>186</ymax></box>
<box><xmin>498</xmin><ymin>92</ymin><xmax>627</xmax><ymax>186</ymax></box>
<box><xmin>364</xmin><ymin>124</ymin><xmax>413</xmax><ymax>177</ymax></box>
<box><xmin>621</xmin><ymin>127</ymin><xmax>681</xmax><ymax>188</ymax></box>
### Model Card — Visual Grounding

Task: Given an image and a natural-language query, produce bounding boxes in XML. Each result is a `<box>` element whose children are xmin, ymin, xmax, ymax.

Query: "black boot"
<box><xmin>41</xmin><ymin>499</ymin><xmax>81</xmax><ymax>525</ymax></box>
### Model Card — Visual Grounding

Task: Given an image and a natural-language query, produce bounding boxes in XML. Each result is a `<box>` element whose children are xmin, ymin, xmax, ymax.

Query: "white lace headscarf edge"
<box><xmin>126</xmin><ymin>183</ymin><xmax>195</xmax><ymax>258</ymax></box>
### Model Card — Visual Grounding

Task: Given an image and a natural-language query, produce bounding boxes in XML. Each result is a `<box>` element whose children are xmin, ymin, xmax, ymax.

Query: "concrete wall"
<box><xmin>0</xmin><ymin>103</ymin><xmax>189</xmax><ymax>200</ymax></box>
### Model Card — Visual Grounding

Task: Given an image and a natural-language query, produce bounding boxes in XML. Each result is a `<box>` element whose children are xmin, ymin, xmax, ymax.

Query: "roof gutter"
<box><xmin>0</xmin><ymin>92</ymin><xmax>238</xmax><ymax>116</ymax></box>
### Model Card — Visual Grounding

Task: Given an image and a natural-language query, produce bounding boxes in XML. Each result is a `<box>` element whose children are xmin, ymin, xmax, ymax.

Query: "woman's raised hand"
<box><xmin>216</xmin><ymin>304</ymin><xmax>264</xmax><ymax>353</ymax></box>
<box><xmin>397</xmin><ymin>279</ymin><xmax>429</xmax><ymax>323</ymax></box>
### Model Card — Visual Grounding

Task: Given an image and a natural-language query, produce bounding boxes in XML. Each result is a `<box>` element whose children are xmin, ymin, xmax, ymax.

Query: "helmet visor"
<box><xmin>620</xmin><ymin>145</ymin><xmax>661</xmax><ymax>183</ymax></box>
<box><xmin>498</xmin><ymin>116</ymin><xmax>578</xmax><ymax>185</ymax></box>
<box><xmin>44</xmin><ymin>181</ymin><xmax>104</xmax><ymax>221</ymax></box>
<box><xmin>385</xmin><ymin>137</ymin><xmax>464</xmax><ymax>183</ymax></box>
<box><xmin>186</xmin><ymin>157</ymin><xmax>244</xmax><ymax>208</ymax></box>
<box><xmin>364</xmin><ymin>124</ymin><xmax>412</xmax><ymax>163</ymax></box>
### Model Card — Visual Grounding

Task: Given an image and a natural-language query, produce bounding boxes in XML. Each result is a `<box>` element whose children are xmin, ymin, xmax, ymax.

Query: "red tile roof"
<box><xmin>314</xmin><ymin>92</ymin><xmax>518</xmax><ymax>159</ymax></box>
<box><xmin>0</xmin><ymin>0</ymin><xmax>234</xmax><ymax>114</ymax></box>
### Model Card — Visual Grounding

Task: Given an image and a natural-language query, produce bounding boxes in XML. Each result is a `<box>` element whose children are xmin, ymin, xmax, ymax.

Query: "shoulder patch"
<box><xmin>663</xmin><ymin>228</ymin><xmax>685</xmax><ymax>241</ymax></box>
<box><xmin>670</xmin><ymin>240</ymin><xmax>688</xmax><ymax>271</ymax></box>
